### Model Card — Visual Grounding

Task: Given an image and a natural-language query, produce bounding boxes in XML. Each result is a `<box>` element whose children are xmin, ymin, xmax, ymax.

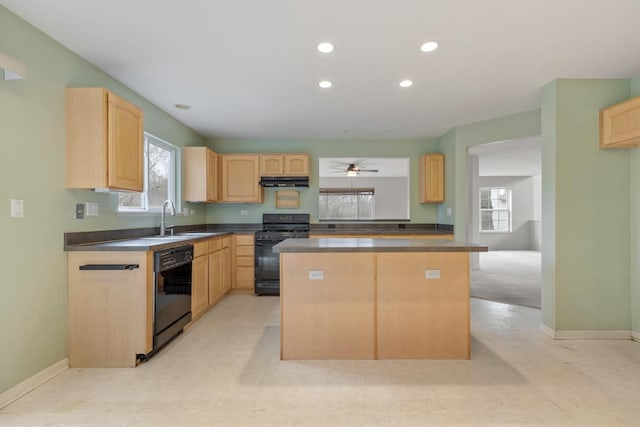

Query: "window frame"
<box><xmin>117</xmin><ymin>132</ymin><xmax>180</xmax><ymax>214</ymax></box>
<box><xmin>479</xmin><ymin>187</ymin><xmax>512</xmax><ymax>233</ymax></box>
<box><xmin>318</xmin><ymin>187</ymin><xmax>375</xmax><ymax>221</ymax></box>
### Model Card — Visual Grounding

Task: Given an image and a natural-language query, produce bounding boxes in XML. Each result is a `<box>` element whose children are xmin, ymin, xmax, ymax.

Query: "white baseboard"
<box><xmin>633</xmin><ymin>331</ymin><xmax>640</xmax><ymax>342</ymax></box>
<box><xmin>0</xmin><ymin>358</ymin><xmax>68</xmax><ymax>410</ymax></box>
<box><xmin>539</xmin><ymin>324</ymin><xmax>632</xmax><ymax>340</ymax></box>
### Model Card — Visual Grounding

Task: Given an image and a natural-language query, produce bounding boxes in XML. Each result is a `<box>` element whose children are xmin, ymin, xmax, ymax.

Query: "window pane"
<box><xmin>148</xmin><ymin>142</ymin><xmax>170</xmax><ymax>209</ymax></box>
<box><xmin>319</xmin><ymin>189</ymin><xmax>374</xmax><ymax>220</ymax></box>
<box><xmin>118</xmin><ymin>192</ymin><xmax>143</xmax><ymax>209</ymax></box>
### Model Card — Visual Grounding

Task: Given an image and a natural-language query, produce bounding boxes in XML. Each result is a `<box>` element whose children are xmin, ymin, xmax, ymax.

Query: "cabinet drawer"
<box><xmin>236</xmin><ymin>256</ymin><xmax>254</xmax><ymax>267</ymax></box>
<box><xmin>236</xmin><ymin>267</ymin><xmax>254</xmax><ymax>286</ymax></box>
<box><xmin>193</xmin><ymin>241</ymin><xmax>208</xmax><ymax>258</ymax></box>
<box><xmin>222</xmin><ymin>236</ymin><xmax>231</xmax><ymax>248</ymax></box>
<box><xmin>236</xmin><ymin>246</ymin><xmax>254</xmax><ymax>257</ymax></box>
<box><xmin>208</xmin><ymin>238</ymin><xmax>222</xmax><ymax>252</ymax></box>
<box><xmin>235</xmin><ymin>234</ymin><xmax>254</xmax><ymax>246</ymax></box>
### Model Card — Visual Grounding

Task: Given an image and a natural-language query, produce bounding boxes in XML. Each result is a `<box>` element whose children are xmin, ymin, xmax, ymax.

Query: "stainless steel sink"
<box><xmin>142</xmin><ymin>235</ymin><xmax>192</xmax><ymax>241</ymax></box>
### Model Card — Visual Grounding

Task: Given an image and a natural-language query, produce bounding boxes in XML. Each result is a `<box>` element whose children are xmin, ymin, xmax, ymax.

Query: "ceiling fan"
<box><xmin>330</xmin><ymin>162</ymin><xmax>379</xmax><ymax>177</ymax></box>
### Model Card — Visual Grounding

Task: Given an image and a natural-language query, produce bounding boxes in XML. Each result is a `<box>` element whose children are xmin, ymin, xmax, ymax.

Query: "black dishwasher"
<box><xmin>151</xmin><ymin>245</ymin><xmax>193</xmax><ymax>356</ymax></box>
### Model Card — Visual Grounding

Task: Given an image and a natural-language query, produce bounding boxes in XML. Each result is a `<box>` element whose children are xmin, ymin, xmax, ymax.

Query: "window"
<box><xmin>319</xmin><ymin>188</ymin><xmax>375</xmax><ymax>220</ymax></box>
<box><xmin>118</xmin><ymin>133</ymin><xmax>179</xmax><ymax>212</ymax></box>
<box><xmin>480</xmin><ymin>187</ymin><xmax>511</xmax><ymax>232</ymax></box>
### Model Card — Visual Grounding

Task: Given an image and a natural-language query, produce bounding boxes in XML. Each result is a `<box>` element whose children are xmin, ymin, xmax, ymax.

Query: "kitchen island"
<box><xmin>273</xmin><ymin>238</ymin><xmax>487</xmax><ymax>360</ymax></box>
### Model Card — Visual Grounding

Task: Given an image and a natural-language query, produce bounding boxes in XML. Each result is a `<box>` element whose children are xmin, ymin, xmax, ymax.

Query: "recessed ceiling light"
<box><xmin>384</xmin><ymin>129</ymin><xmax>395</xmax><ymax>134</ymax></box>
<box><xmin>344</xmin><ymin>130</ymin><xmax>355</xmax><ymax>134</ymax></box>
<box><xmin>318</xmin><ymin>80</ymin><xmax>333</xmax><ymax>89</ymax></box>
<box><xmin>174</xmin><ymin>104</ymin><xmax>191</xmax><ymax>110</ymax></box>
<box><xmin>399</xmin><ymin>80</ymin><xmax>414</xmax><ymax>88</ymax></box>
<box><xmin>317</xmin><ymin>42</ymin><xmax>334</xmax><ymax>53</ymax></box>
<box><xmin>420</xmin><ymin>41</ymin><xmax>439</xmax><ymax>52</ymax></box>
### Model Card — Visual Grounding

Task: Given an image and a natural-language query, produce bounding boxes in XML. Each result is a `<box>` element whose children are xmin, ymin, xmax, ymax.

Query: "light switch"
<box><xmin>309</xmin><ymin>270</ymin><xmax>324</xmax><ymax>280</ymax></box>
<box><xmin>11</xmin><ymin>199</ymin><xmax>24</xmax><ymax>218</ymax></box>
<box><xmin>446</xmin><ymin>208</ymin><xmax>452</xmax><ymax>217</ymax></box>
<box><xmin>425</xmin><ymin>269</ymin><xmax>441</xmax><ymax>280</ymax></box>
<box><xmin>182</xmin><ymin>207</ymin><xmax>189</xmax><ymax>216</ymax></box>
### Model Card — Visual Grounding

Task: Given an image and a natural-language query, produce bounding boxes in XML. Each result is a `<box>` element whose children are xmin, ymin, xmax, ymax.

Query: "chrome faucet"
<box><xmin>160</xmin><ymin>200</ymin><xmax>176</xmax><ymax>236</ymax></box>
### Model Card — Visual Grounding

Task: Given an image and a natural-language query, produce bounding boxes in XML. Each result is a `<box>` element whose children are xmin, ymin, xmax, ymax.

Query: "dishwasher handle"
<box><xmin>79</xmin><ymin>264</ymin><xmax>140</xmax><ymax>271</ymax></box>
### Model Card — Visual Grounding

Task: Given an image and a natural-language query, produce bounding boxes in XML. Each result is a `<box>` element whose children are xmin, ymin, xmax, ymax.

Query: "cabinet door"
<box><xmin>222</xmin><ymin>247</ymin><xmax>232</xmax><ymax>293</ymax></box>
<box><xmin>107</xmin><ymin>92</ymin><xmax>144</xmax><ymax>191</ymax></box>
<box><xmin>600</xmin><ymin>96</ymin><xmax>640</xmax><ymax>148</ymax></box>
<box><xmin>209</xmin><ymin>250</ymin><xmax>224</xmax><ymax>304</ymax></box>
<box><xmin>206</xmin><ymin>149</ymin><xmax>218</xmax><ymax>201</ymax></box>
<box><xmin>260</xmin><ymin>154</ymin><xmax>284</xmax><ymax>175</ymax></box>
<box><xmin>284</xmin><ymin>154</ymin><xmax>309</xmax><ymax>176</ymax></box>
<box><xmin>191</xmin><ymin>255</ymin><xmax>209</xmax><ymax>318</ymax></box>
<box><xmin>220</xmin><ymin>155</ymin><xmax>263</xmax><ymax>203</ymax></box>
<box><xmin>419</xmin><ymin>153</ymin><xmax>444</xmax><ymax>203</ymax></box>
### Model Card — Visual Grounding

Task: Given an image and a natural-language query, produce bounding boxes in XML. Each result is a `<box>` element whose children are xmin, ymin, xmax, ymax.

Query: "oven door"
<box><xmin>254</xmin><ymin>239</ymin><xmax>282</xmax><ymax>295</ymax></box>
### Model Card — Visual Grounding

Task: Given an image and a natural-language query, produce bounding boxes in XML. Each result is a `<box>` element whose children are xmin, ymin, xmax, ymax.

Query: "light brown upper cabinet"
<box><xmin>184</xmin><ymin>146</ymin><xmax>218</xmax><ymax>202</ymax></box>
<box><xmin>419</xmin><ymin>153</ymin><xmax>445</xmax><ymax>203</ymax></box>
<box><xmin>66</xmin><ymin>88</ymin><xmax>144</xmax><ymax>191</ymax></box>
<box><xmin>259</xmin><ymin>153</ymin><xmax>309</xmax><ymax>176</ymax></box>
<box><xmin>220</xmin><ymin>154</ymin><xmax>264</xmax><ymax>203</ymax></box>
<box><xmin>600</xmin><ymin>96</ymin><xmax>640</xmax><ymax>148</ymax></box>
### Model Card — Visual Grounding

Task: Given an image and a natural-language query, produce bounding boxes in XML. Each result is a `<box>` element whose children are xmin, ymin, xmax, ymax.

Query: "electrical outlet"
<box><xmin>86</xmin><ymin>202</ymin><xmax>98</xmax><ymax>216</ymax></box>
<box><xmin>425</xmin><ymin>269</ymin><xmax>441</xmax><ymax>280</ymax></box>
<box><xmin>11</xmin><ymin>199</ymin><xmax>24</xmax><ymax>218</ymax></box>
<box><xmin>309</xmin><ymin>270</ymin><xmax>324</xmax><ymax>280</ymax></box>
<box><xmin>240</xmin><ymin>209</ymin><xmax>248</xmax><ymax>216</ymax></box>
<box><xmin>183</xmin><ymin>207</ymin><xmax>189</xmax><ymax>216</ymax></box>
<box><xmin>446</xmin><ymin>208</ymin><xmax>452</xmax><ymax>217</ymax></box>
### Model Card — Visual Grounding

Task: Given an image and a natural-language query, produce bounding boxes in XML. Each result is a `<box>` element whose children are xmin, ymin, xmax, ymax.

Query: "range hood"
<box><xmin>259</xmin><ymin>176</ymin><xmax>309</xmax><ymax>187</ymax></box>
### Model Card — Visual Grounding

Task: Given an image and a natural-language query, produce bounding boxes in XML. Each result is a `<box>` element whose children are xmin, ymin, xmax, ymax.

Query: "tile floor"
<box><xmin>1</xmin><ymin>294</ymin><xmax>639</xmax><ymax>426</ymax></box>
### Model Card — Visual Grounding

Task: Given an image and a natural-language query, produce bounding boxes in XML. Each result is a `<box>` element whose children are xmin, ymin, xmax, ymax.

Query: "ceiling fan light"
<box><xmin>347</xmin><ymin>170</ymin><xmax>358</xmax><ymax>177</ymax></box>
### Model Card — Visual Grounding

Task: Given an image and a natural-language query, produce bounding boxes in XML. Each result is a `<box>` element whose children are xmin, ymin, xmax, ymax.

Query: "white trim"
<box><xmin>632</xmin><ymin>331</ymin><xmax>640</xmax><ymax>342</ymax></box>
<box><xmin>0</xmin><ymin>358</ymin><xmax>68</xmax><ymax>410</ymax></box>
<box><xmin>538</xmin><ymin>324</ymin><xmax>632</xmax><ymax>340</ymax></box>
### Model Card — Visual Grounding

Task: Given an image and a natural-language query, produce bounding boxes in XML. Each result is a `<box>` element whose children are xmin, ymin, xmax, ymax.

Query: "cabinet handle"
<box><xmin>79</xmin><ymin>264</ymin><xmax>140</xmax><ymax>271</ymax></box>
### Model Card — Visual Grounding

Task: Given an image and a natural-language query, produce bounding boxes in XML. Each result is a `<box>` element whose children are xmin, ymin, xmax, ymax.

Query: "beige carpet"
<box><xmin>470</xmin><ymin>250</ymin><xmax>541</xmax><ymax>309</ymax></box>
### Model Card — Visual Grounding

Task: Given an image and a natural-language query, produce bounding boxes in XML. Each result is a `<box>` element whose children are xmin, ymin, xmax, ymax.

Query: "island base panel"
<box><xmin>280</xmin><ymin>253</ymin><xmax>376</xmax><ymax>360</ymax></box>
<box><xmin>377</xmin><ymin>252</ymin><xmax>470</xmax><ymax>359</ymax></box>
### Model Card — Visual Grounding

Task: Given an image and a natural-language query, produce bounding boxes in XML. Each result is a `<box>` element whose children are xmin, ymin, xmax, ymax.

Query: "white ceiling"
<box><xmin>3</xmin><ymin>0</ymin><xmax>640</xmax><ymax>140</ymax></box>
<box><xmin>469</xmin><ymin>136</ymin><xmax>541</xmax><ymax>176</ymax></box>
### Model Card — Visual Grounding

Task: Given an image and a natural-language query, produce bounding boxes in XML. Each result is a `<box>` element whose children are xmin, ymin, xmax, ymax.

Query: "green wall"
<box><xmin>436</xmin><ymin>110</ymin><xmax>542</xmax><ymax>241</ymax></box>
<box><xmin>541</xmin><ymin>79</ymin><xmax>631</xmax><ymax>331</ymax></box>
<box><xmin>206</xmin><ymin>139</ymin><xmax>439</xmax><ymax>224</ymax></box>
<box><xmin>0</xmin><ymin>7</ymin><xmax>206</xmax><ymax>394</ymax></box>
<box><xmin>631</xmin><ymin>78</ymin><xmax>640</xmax><ymax>336</ymax></box>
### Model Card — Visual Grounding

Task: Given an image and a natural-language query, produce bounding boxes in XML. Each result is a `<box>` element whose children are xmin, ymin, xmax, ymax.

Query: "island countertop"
<box><xmin>273</xmin><ymin>237</ymin><xmax>488</xmax><ymax>253</ymax></box>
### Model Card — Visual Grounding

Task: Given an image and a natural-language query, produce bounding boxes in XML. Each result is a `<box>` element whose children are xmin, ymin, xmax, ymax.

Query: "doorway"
<box><xmin>467</xmin><ymin>136</ymin><xmax>542</xmax><ymax>309</ymax></box>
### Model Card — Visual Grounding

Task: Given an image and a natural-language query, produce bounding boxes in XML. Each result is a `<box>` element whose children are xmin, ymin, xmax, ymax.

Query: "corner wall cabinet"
<box><xmin>600</xmin><ymin>96</ymin><xmax>640</xmax><ymax>148</ymax></box>
<box><xmin>220</xmin><ymin>154</ymin><xmax>263</xmax><ymax>203</ymax></box>
<box><xmin>259</xmin><ymin>153</ymin><xmax>309</xmax><ymax>176</ymax></box>
<box><xmin>66</xmin><ymin>88</ymin><xmax>144</xmax><ymax>191</ymax></box>
<box><xmin>184</xmin><ymin>146</ymin><xmax>218</xmax><ymax>202</ymax></box>
<box><xmin>419</xmin><ymin>153</ymin><xmax>445</xmax><ymax>203</ymax></box>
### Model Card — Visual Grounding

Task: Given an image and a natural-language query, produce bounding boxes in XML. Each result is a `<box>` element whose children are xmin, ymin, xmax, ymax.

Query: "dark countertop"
<box><xmin>273</xmin><ymin>238</ymin><xmax>487</xmax><ymax>253</ymax></box>
<box><xmin>64</xmin><ymin>231</ymin><xmax>232</xmax><ymax>252</ymax></box>
<box><xmin>309</xmin><ymin>229</ymin><xmax>453</xmax><ymax>236</ymax></box>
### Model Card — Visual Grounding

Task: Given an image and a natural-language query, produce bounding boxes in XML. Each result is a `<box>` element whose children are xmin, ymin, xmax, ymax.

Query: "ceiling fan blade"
<box><xmin>359</xmin><ymin>169</ymin><xmax>379</xmax><ymax>173</ymax></box>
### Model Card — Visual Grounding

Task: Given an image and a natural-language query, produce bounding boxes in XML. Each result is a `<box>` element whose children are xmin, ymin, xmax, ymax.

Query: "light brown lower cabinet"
<box><xmin>67</xmin><ymin>251</ymin><xmax>153</xmax><ymax>368</ymax></box>
<box><xmin>233</xmin><ymin>234</ymin><xmax>254</xmax><ymax>290</ymax></box>
<box><xmin>191</xmin><ymin>241</ymin><xmax>210</xmax><ymax>319</ymax></box>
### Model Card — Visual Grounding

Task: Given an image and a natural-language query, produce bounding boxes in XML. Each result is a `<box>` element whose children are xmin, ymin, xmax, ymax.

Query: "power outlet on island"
<box><xmin>425</xmin><ymin>269</ymin><xmax>441</xmax><ymax>280</ymax></box>
<box><xmin>309</xmin><ymin>270</ymin><xmax>324</xmax><ymax>280</ymax></box>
